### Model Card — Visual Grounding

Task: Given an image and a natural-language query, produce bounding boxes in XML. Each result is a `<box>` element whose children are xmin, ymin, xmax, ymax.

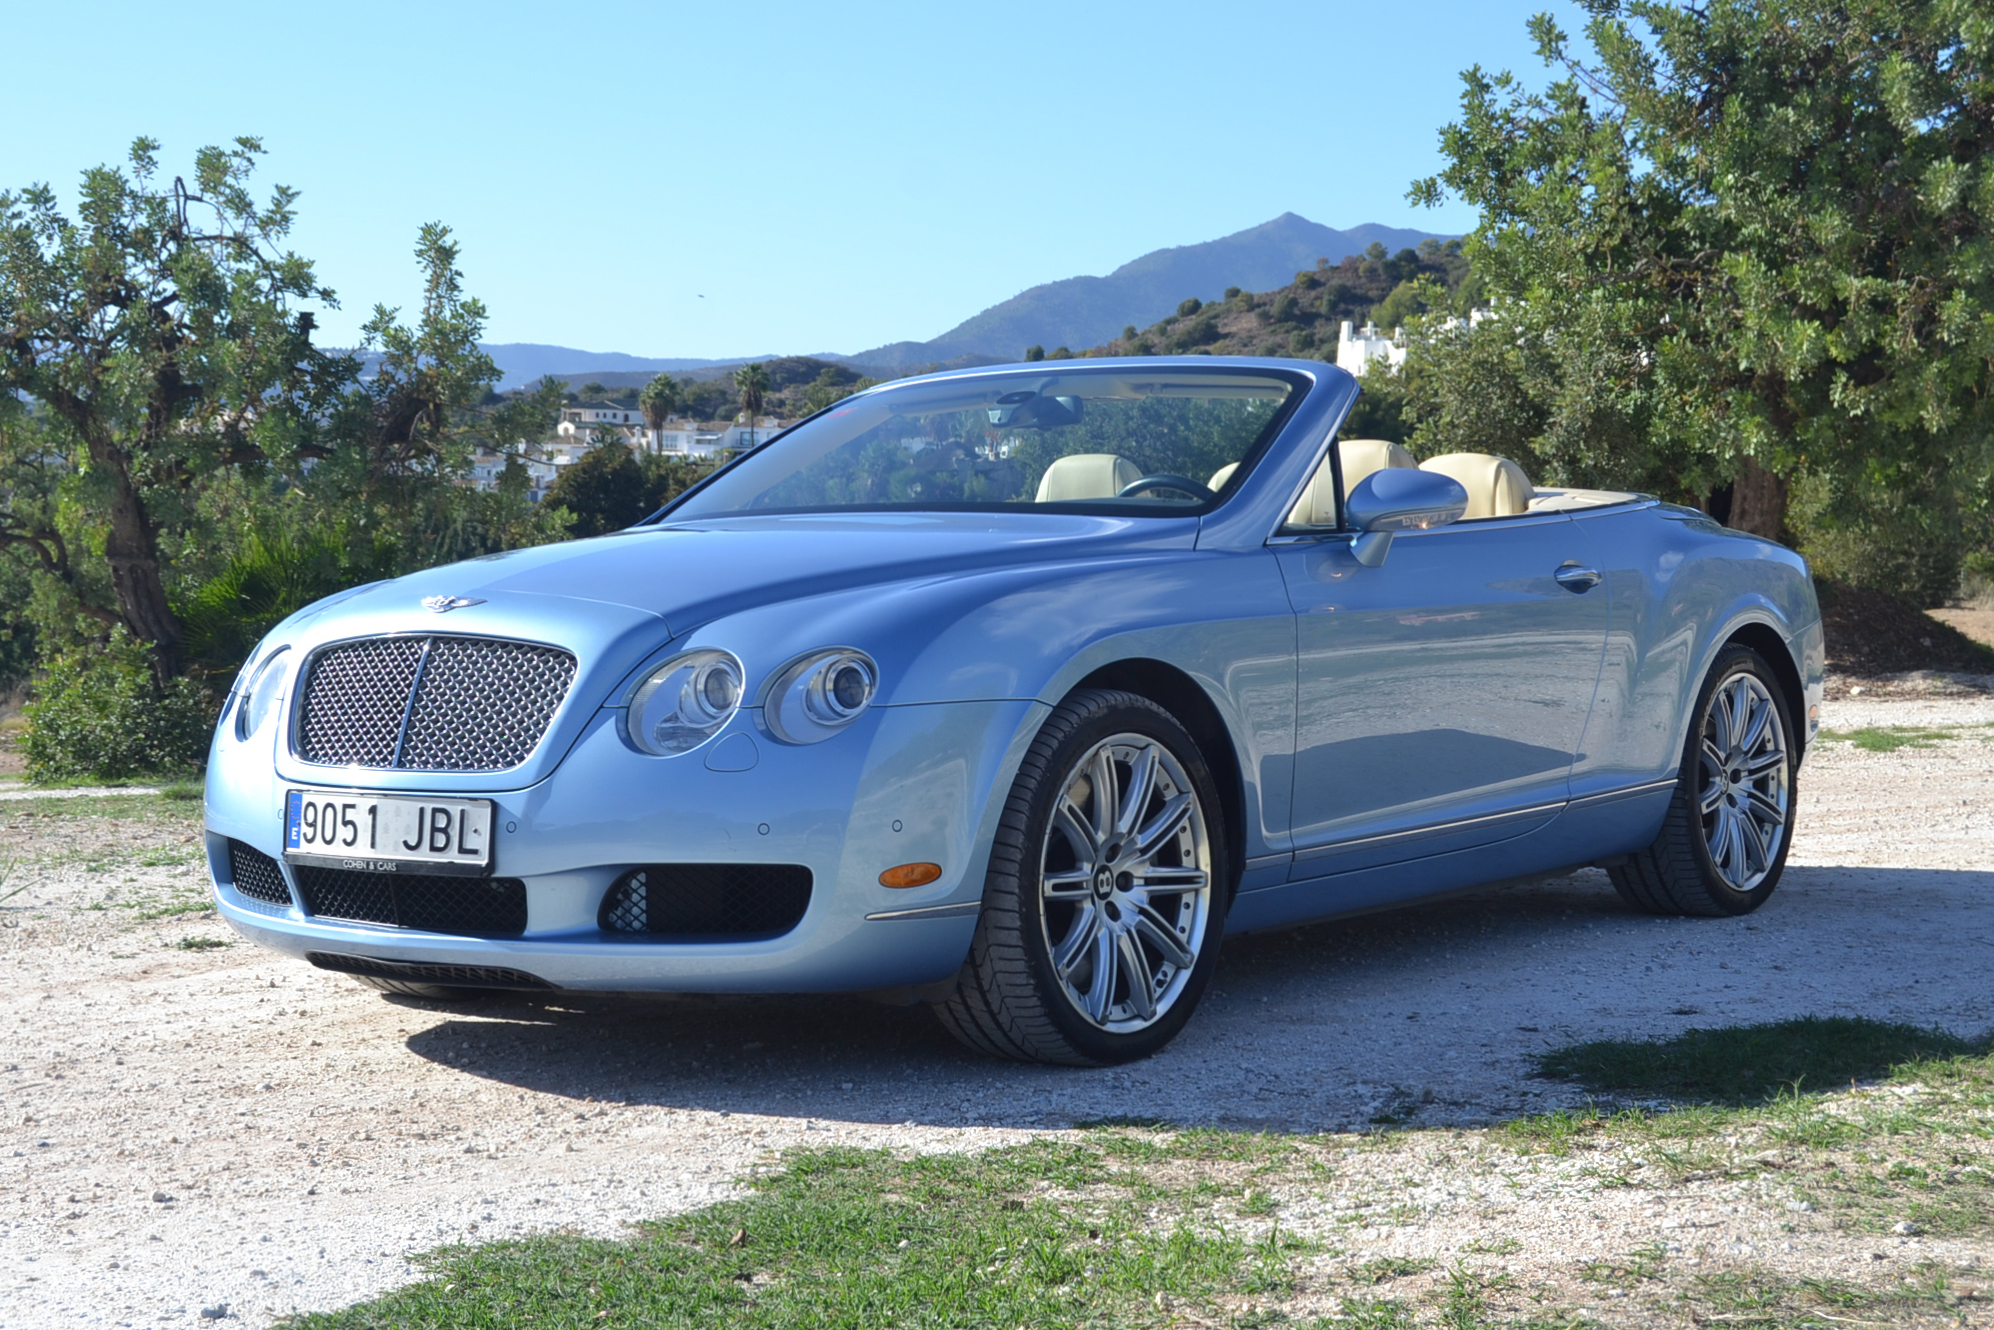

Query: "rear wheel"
<box><xmin>1610</xmin><ymin>645</ymin><xmax>1797</xmax><ymax>916</ymax></box>
<box><xmin>935</xmin><ymin>689</ymin><xmax>1229</xmax><ymax>1065</ymax></box>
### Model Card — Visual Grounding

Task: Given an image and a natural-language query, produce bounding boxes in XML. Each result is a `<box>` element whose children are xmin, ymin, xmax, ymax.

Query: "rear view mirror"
<box><xmin>987</xmin><ymin>393</ymin><xmax>1084</xmax><ymax>429</ymax></box>
<box><xmin>1344</xmin><ymin>468</ymin><xmax>1468</xmax><ymax>567</ymax></box>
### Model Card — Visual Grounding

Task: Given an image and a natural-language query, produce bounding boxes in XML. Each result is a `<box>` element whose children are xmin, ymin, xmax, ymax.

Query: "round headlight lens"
<box><xmin>767</xmin><ymin>649</ymin><xmax>878</xmax><ymax>744</ymax></box>
<box><xmin>627</xmin><ymin>649</ymin><xmax>745</xmax><ymax>755</ymax></box>
<box><xmin>235</xmin><ymin>648</ymin><xmax>292</xmax><ymax>741</ymax></box>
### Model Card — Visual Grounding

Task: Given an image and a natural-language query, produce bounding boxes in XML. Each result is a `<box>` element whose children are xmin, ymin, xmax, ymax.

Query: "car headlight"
<box><xmin>764</xmin><ymin>649</ymin><xmax>878</xmax><ymax>744</ymax></box>
<box><xmin>626</xmin><ymin>649</ymin><xmax>745</xmax><ymax>755</ymax></box>
<box><xmin>234</xmin><ymin>648</ymin><xmax>292</xmax><ymax>741</ymax></box>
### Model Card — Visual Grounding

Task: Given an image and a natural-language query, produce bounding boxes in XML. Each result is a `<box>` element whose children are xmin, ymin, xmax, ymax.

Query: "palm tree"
<box><xmin>638</xmin><ymin>374</ymin><xmax>680</xmax><ymax>454</ymax></box>
<box><xmin>733</xmin><ymin>362</ymin><xmax>771</xmax><ymax>448</ymax></box>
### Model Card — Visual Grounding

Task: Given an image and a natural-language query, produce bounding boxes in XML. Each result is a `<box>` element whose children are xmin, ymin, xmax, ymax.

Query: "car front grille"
<box><xmin>306</xmin><ymin>952</ymin><xmax>553</xmax><ymax>990</ymax></box>
<box><xmin>227</xmin><ymin>840</ymin><xmax>293</xmax><ymax>906</ymax></box>
<box><xmin>295</xmin><ymin>635</ymin><xmax>577</xmax><ymax>772</ymax></box>
<box><xmin>294</xmin><ymin>865</ymin><xmax>528</xmax><ymax>938</ymax></box>
<box><xmin>599</xmin><ymin>864</ymin><xmax>812</xmax><ymax>939</ymax></box>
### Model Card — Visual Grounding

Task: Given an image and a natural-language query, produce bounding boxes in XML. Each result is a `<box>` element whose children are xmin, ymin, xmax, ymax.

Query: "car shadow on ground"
<box><xmin>391</xmin><ymin>863</ymin><xmax>1994</xmax><ymax>1133</ymax></box>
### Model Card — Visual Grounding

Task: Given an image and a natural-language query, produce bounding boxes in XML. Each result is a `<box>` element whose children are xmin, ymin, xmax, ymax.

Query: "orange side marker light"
<box><xmin>879</xmin><ymin>862</ymin><xmax>943</xmax><ymax>889</ymax></box>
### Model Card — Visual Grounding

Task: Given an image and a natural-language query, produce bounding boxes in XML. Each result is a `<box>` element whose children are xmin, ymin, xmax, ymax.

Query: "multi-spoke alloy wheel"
<box><xmin>1696</xmin><ymin>673</ymin><xmax>1790</xmax><ymax>891</ymax></box>
<box><xmin>1609</xmin><ymin>646</ymin><xmax>1799</xmax><ymax>916</ymax></box>
<box><xmin>936</xmin><ymin>689</ymin><xmax>1229</xmax><ymax>1064</ymax></box>
<box><xmin>1038</xmin><ymin>733</ymin><xmax>1211</xmax><ymax>1033</ymax></box>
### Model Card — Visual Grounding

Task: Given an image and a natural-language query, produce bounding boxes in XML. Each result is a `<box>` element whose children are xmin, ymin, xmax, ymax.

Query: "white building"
<box><xmin>1336</xmin><ymin>321</ymin><xmax>1407</xmax><ymax>376</ymax></box>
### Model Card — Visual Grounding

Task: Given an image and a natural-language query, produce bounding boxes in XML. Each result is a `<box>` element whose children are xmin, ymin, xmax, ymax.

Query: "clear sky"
<box><xmin>8</xmin><ymin>1</ymin><xmax>1578</xmax><ymax>359</ymax></box>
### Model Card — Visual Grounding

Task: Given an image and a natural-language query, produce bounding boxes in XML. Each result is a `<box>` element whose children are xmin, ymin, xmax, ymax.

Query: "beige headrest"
<box><xmin>1035</xmin><ymin>453</ymin><xmax>1143</xmax><ymax>502</ymax></box>
<box><xmin>1287</xmin><ymin>438</ymin><xmax>1417</xmax><ymax>527</ymax></box>
<box><xmin>1418</xmin><ymin>453</ymin><xmax>1534</xmax><ymax>519</ymax></box>
<box><xmin>1208</xmin><ymin>462</ymin><xmax>1239</xmax><ymax>491</ymax></box>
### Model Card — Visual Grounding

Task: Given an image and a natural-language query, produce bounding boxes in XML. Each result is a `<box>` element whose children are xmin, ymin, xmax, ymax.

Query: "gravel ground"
<box><xmin>4</xmin><ymin>693</ymin><xmax>1993</xmax><ymax>1327</ymax></box>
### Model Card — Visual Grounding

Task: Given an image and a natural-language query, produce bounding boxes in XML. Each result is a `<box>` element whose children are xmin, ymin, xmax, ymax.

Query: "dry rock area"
<box><xmin>3</xmin><ymin>694</ymin><xmax>1992</xmax><ymax>1327</ymax></box>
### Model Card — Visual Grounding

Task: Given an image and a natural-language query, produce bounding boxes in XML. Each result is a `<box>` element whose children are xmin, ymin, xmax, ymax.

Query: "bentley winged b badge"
<box><xmin>421</xmin><ymin>595</ymin><xmax>486</xmax><ymax>614</ymax></box>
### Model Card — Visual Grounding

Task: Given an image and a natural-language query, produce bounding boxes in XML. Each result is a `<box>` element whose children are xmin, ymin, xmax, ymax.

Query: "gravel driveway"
<box><xmin>4</xmin><ymin>693</ymin><xmax>1992</xmax><ymax>1327</ymax></box>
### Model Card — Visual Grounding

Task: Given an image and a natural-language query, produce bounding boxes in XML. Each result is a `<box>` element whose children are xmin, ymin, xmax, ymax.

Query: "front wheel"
<box><xmin>935</xmin><ymin>689</ymin><xmax>1229</xmax><ymax>1065</ymax></box>
<box><xmin>1610</xmin><ymin>645</ymin><xmax>1797</xmax><ymax>916</ymax></box>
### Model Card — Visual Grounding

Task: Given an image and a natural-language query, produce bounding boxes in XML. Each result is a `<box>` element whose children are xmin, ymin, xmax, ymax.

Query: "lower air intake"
<box><xmin>599</xmin><ymin>864</ymin><xmax>812</xmax><ymax>939</ymax></box>
<box><xmin>227</xmin><ymin>840</ymin><xmax>292</xmax><ymax>906</ymax></box>
<box><xmin>294</xmin><ymin>866</ymin><xmax>528</xmax><ymax>938</ymax></box>
<box><xmin>305</xmin><ymin>952</ymin><xmax>553</xmax><ymax>990</ymax></box>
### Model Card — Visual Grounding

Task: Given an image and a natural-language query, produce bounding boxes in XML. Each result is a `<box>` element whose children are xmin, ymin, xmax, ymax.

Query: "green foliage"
<box><xmin>0</xmin><ymin>136</ymin><xmax>350</xmax><ymax>671</ymax></box>
<box><xmin>175</xmin><ymin>529</ymin><xmax>393</xmax><ymax>683</ymax></box>
<box><xmin>22</xmin><ymin>629</ymin><xmax>215</xmax><ymax>781</ymax></box>
<box><xmin>1023</xmin><ymin>344</ymin><xmax>1045</xmax><ymax>362</ymax></box>
<box><xmin>732</xmin><ymin>361</ymin><xmax>770</xmax><ymax>421</ymax></box>
<box><xmin>1175</xmin><ymin>297</ymin><xmax>1203</xmax><ymax>318</ymax></box>
<box><xmin>543</xmin><ymin>439</ymin><xmax>649</xmax><ymax>538</ymax></box>
<box><xmin>637</xmin><ymin>374</ymin><xmax>680</xmax><ymax>432</ymax></box>
<box><xmin>1410</xmin><ymin>1</ymin><xmax>1994</xmax><ymax>552</ymax></box>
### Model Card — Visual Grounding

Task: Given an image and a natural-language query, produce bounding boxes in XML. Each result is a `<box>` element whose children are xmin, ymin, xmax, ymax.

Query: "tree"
<box><xmin>542</xmin><ymin>432</ymin><xmax>647</xmax><ymax>537</ymax></box>
<box><xmin>0</xmin><ymin>137</ymin><xmax>348</xmax><ymax>676</ymax></box>
<box><xmin>1412</xmin><ymin>1</ymin><xmax>1994</xmax><ymax>549</ymax></box>
<box><xmin>638</xmin><ymin>373</ymin><xmax>680</xmax><ymax>450</ymax></box>
<box><xmin>733</xmin><ymin>361</ymin><xmax>771</xmax><ymax>448</ymax></box>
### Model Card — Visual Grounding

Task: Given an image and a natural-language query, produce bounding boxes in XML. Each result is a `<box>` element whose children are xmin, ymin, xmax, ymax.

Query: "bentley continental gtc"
<box><xmin>205</xmin><ymin>358</ymin><xmax>1823</xmax><ymax>1064</ymax></box>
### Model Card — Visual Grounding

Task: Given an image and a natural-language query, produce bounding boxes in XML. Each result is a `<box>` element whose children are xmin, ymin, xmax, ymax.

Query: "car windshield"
<box><xmin>663</xmin><ymin>366</ymin><xmax>1303</xmax><ymax>519</ymax></box>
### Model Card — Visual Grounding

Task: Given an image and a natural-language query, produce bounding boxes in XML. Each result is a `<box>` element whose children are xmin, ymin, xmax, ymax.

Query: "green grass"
<box><xmin>289</xmin><ymin>1137</ymin><xmax>1315</xmax><ymax>1329</ymax></box>
<box><xmin>175</xmin><ymin>934</ymin><xmax>231</xmax><ymax>950</ymax></box>
<box><xmin>1535</xmin><ymin>1017</ymin><xmax>1984</xmax><ymax>1105</ymax></box>
<box><xmin>1818</xmin><ymin>722</ymin><xmax>1994</xmax><ymax>752</ymax></box>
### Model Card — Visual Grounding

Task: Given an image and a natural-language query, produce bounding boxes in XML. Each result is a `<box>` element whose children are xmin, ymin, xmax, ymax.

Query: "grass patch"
<box><xmin>289</xmin><ymin>1138</ymin><xmax>1316</xmax><ymax>1329</ymax></box>
<box><xmin>159</xmin><ymin>779</ymin><xmax>204</xmax><ymax>801</ymax></box>
<box><xmin>1536</xmin><ymin>1017</ymin><xmax>1984</xmax><ymax>1105</ymax></box>
<box><xmin>1818</xmin><ymin>722</ymin><xmax>1994</xmax><ymax>752</ymax></box>
<box><xmin>176</xmin><ymin>934</ymin><xmax>231</xmax><ymax>950</ymax></box>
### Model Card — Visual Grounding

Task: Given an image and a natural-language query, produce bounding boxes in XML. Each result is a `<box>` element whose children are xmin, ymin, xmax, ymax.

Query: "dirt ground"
<box><xmin>3</xmin><ymin>693</ymin><xmax>1993</xmax><ymax>1327</ymax></box>
<box><xmin>1932</xmin><ymin>605</ymin><xmax>1994</xmax><ymax>651</ymax></box>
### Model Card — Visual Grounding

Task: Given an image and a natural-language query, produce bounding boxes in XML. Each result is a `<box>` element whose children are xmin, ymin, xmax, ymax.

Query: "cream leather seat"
<box><xmin>1287</xmin><ymin>438</ymin><xmax>1417</xmax><ymax>527</ymax></box>
<box><xmin>1208</xmin><ymin>462</ymin><xmax>1239</xmax><ymax>491</ymax></box>
<box><xmin>1418</xmin><ymin>452</ymin><xmax>1533</xmax><ymax>519</ymax></box>
<box><xmin>1034</xmin><ymin>453</ymin><xmax>1142</xmax><ymax>502</ymax></box>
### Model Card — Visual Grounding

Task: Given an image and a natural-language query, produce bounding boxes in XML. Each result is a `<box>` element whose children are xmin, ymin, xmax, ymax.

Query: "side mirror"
<box><xmin>1343</xmin><ymin>468</ymin><xmax>1468</xmax><ymax>567</ymax></box>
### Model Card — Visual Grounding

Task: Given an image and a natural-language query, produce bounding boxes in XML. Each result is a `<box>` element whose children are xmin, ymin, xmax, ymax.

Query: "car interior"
<box><xmin>1030</xmin><ymin>439</ymin><xmax>1639</xmax><ymax>523</ymax></box>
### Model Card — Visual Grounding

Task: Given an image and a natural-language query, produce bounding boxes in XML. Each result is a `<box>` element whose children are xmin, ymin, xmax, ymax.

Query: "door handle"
<box><xmin>1555</xmin><ymin>563</ymin><xmax>1602</xmax><ymax>593</ymax></box>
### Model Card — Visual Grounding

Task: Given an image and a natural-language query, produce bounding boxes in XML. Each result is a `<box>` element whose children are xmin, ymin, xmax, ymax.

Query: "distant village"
<box><xmin>469</xmin><ymin>401</ymin><xmax>785</xmax><ymax>504</ymax></box>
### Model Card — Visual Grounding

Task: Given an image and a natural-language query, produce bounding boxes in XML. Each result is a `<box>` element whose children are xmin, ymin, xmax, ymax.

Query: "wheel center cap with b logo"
<box><xmin>1093</xmin><ymin>867</ymin><xmax>1116</xmax><ymax>898</ymax></box>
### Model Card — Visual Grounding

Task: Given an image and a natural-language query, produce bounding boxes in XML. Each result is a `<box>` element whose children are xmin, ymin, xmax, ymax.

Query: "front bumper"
<box><xmin>205</xmin><ymin>698</ymin><xmax>1046</xmax><ymax>992</ymax></box>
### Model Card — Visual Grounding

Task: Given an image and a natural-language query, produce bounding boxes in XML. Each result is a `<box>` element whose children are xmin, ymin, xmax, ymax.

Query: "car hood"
<box><xmin>326</xmin><ymin>512</ymin><xmax>1198</xmax><ymax>639</ymax></box>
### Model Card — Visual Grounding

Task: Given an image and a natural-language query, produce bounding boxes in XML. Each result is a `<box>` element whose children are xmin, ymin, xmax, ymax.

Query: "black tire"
<box><xmin>1609</xmin><ymin>645</ymin><xmax>1798</xmax><ymax>916</ymax></box>
<box><xmin>934</xmin><ymin>689</ymin><xmax>1231</xmax><ymax>1065</ymax></box>
<box><xmin>350</xmin><ymin>975</ymin><xmax>485</xmax><ymax>1001</ymax></box>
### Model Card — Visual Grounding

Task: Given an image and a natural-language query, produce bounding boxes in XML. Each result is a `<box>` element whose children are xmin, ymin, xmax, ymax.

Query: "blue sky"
<box><xmin>9</xmin><ymin>1</ymin><xmax>1578</xmax><ymax>358</ymax></box>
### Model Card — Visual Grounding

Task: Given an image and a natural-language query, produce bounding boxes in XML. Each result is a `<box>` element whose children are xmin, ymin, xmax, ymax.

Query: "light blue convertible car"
<box><xmin>206</xmin><ymin>358</ymin><xmax>1822</xmax><ymax>1064</ymax></box>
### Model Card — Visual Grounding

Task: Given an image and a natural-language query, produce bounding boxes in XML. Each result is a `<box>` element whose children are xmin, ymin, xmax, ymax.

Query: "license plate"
<box><xmin>284</xmin><ymin>790</ymin><xmax>494</xmax><ymax>876</ymax></box>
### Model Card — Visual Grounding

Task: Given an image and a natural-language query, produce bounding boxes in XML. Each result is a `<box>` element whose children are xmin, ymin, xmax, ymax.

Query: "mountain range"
<box><xmin>481</xmin><ymin>212</ymin><xmax>1446</xmax><ymax>389</ymax></box>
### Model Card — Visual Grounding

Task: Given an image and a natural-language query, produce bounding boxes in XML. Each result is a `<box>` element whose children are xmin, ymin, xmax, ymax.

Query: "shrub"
<box><xmin>1176</xmin><ymin>297</ymin><xmax>1202</xmax><ymax>318</ymax></box>
<box><xmin>22</xmin><ymin>630</ymin><xmax>216</xmax><ymax>783</ymax></box>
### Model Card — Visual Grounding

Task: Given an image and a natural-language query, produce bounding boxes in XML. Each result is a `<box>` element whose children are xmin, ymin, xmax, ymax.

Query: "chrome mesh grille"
<box><xmin>295</xmin><ymin>635</ymin><xmax>576</xmax><ymax>772</ymax></box>
<box><xmin>296</xmin><ymin>638</ymin><xmax>423</xmax><ymax>767</ymax></box>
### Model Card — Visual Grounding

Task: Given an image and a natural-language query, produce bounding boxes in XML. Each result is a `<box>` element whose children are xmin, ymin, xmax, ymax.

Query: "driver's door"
<box><xmin>1274</xmin><ymin>512</ymin><xmax>1609</xmax><ymax>877</ymax></box>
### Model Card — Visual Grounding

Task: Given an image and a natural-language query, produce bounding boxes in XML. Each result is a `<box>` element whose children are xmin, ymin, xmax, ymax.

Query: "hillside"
<box><xmin>849</xmin><ymin>214</ymin><xmax>1447</xmax><ymax>365</ymax></box>
<box><xmin>1077</xmin><ymin>241</ymin><xmax>1471</xmax><ymax>362</ymax></box>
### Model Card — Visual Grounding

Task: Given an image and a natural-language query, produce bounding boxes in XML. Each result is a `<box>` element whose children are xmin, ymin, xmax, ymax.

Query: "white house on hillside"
<box><xmin>1336</xmin><ymin>321</ymin><xmax>1406</xmax><ymax>376</ymax></box>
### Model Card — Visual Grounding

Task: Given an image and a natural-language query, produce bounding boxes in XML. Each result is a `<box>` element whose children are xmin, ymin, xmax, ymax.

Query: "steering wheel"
<box><xmin>1117</xmin><ymin>474</ymin><xmax>1213</xmax><ymax>501</ymax></box>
